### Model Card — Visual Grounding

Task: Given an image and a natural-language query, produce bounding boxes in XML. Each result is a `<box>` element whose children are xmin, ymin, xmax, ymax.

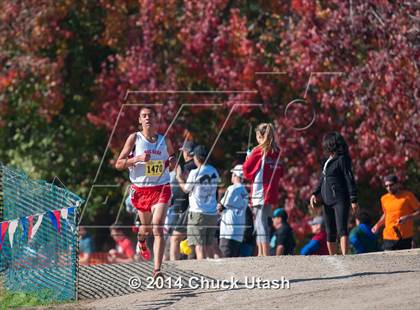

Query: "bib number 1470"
<box><xmin>145</xmin><ymin>160</ymin><xmax>164</xmax><ymax>176</ymax></box>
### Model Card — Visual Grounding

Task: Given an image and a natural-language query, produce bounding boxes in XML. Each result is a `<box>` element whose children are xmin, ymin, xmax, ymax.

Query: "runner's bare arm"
<box><xmin>115</xmin><ymin>134</ymin><xmax>149</xmax><ymax>170</ymax></box>
<box><xmin>165</xmin><ymin>137</ymin><xmax>176</xmax><ymax>171</ymax></box>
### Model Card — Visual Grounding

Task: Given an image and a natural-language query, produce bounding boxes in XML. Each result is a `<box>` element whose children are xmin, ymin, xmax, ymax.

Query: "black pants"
<box><xmin>383</xmin><ymin>238</ymin><xmax>412</xmax><ymax>251</ymax></box>
<box><xmin>219</xmin><ymin>238</ymin><xmax>241</xmax><ymax>258</ymax></box>
<box><xmin>322</xmin><ymin>201</ymin><xmax>350</xmax><ymax>242</ymax></box>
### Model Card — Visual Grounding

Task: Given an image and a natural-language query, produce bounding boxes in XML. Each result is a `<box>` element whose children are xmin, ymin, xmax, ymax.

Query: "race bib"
<box><xmin>145</xmin><ymin>160</ymin><xmax>164</xmax><ymax>177</ymax></box>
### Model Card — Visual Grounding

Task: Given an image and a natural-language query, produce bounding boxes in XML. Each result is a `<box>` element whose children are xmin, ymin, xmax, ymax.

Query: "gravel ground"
<box><xmin>55</xmin><ymin>248</ymin><xmax>420</xmax><ymax>310</ymax></box>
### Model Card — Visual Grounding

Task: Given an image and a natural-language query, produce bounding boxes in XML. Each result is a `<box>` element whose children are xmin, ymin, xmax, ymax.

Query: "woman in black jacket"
<box><xmin>310</xmin><ymin>132</ymin><xmax>359</xmax><ymax>255</ymax></box>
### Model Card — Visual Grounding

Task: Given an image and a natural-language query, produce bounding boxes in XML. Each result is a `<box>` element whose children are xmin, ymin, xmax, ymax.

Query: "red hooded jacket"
<box><xmin>242</xmin><ymin>146</ymin><xmax>282</xmax><ymax>207</ymax></box>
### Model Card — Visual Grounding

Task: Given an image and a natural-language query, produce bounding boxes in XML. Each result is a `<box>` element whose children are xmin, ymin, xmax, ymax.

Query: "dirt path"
<box><xmin>58</xmin><ymin>249</ymin><xmax>420</xmax><ymax>310</ymax></box>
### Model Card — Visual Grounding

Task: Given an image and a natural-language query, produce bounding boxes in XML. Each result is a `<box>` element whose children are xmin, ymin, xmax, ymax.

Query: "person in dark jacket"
<box><xmin>310</xmin><ymin>132</ymin><xmax>359</xmax><ymax>255</ymax></box>
<box><xmin>169</xmin><ymin>141</ymin><xmax>197</xmax><ymax>260</ymax></box>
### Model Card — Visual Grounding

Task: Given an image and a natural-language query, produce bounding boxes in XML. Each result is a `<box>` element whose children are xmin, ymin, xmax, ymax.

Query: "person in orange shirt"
<box><xmin>372</xmin><ymin>175</ymin><xmax>420</xmax><ymax>250</ymax></box>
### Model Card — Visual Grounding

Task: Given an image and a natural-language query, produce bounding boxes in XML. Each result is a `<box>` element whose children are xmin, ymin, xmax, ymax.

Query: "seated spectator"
<box><xmin>218</xmin><ymin>164</ymin><xmax>249</xmax><ymax>258</ymax></box>
<box><xmin>79</xmin><ymin>226</ymin><xmax>95</xmax><ymax>264</ymax></box>
<box><xmin>300</xmin><ymin>216</ymin><xmax>329</xmax><ymax>255</ymax></box>
<box><xmin>270</xmin><ymin>208</ymin><xmax>296</xmax><ymax>255</ymax></box>
<box><xmin>108</xmin><ymin>226</ymin><xmax>135</xmax><ymax>263</ymax></box>
<box><xmin>349</xmin><ymin>212</ymin><xmax>380</xmax><ymax>254</ymax></box>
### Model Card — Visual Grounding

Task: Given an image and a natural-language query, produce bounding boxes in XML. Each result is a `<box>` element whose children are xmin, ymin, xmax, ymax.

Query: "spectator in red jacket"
<box><xmin>243</xmin><ymin>123</ymin><xmax>282</xmax><ymax>256</ymax></box>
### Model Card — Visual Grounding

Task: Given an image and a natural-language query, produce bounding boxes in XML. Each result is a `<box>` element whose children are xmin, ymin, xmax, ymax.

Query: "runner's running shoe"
<box><xmin>136</xmin><ymin>239</ymin><xmax>151</xmax><ymax>261</ymax></box>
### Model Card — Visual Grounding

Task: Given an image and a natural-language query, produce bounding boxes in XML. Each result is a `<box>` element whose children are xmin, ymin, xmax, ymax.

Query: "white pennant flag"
<box><xmin>61</xmin><ymin>208</ymin><xmax>68</xmax><ymax>220</ymax></box>
<box><xmin>61</xmin><ymin>207</ymin><xmax>75</xmax><ymax>233</ymax></box>
<box><xmin>30</xmin><ymin>214</ymin><xmax>44</xmax><ymax>239</ymax></box>
<box><xmin>8</xmin><ymin>220</ymin><xmax>18</xmax><ymax>248</ymax></box>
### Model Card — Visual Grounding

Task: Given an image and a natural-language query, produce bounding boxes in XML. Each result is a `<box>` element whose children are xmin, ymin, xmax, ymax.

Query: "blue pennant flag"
<box><xmin>68</xmin><ymin>207</ymin><xmax>76</xmax><ymax>216</ymax></box>
<box><xmin>20</xmin><ymin>217</ymin><xmax>29</xmax><ymax>242</ymax></box>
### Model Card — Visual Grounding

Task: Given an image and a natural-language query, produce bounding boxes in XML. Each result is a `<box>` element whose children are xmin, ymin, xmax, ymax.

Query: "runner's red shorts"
<box><xmin>130</xmin><ymin>184</ymin><xmax>172</xmax><ymax>213</ymax></box>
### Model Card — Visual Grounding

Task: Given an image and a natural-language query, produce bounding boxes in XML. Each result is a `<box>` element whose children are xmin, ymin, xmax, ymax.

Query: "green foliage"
<box><xmin>0</xmin><ymin>1</ymin><xmax>115</xmax><ymax>224</ymax></box>
<box><xmin>0</xmin><ymin>285</ymin><xmax>63</xmax><ymax>309</ymax></box>
<box><xmin>1</xmin><ymin>0</ymin><xmax>418</xmax><ymax>243</ymax></box>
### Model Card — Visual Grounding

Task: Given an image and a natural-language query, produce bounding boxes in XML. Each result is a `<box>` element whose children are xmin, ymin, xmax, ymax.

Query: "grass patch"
<box><xmin>0</xmin><ymin>284</ymin><xmax>62</xmax><ymax>309</ymax></box>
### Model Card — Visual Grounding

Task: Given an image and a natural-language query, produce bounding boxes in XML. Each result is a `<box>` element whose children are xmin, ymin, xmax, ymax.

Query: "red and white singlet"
<box><xmin>129</xmin><ymin>132</ymin><xmax>172</xmax><ymax>212</ymax></box>
<box><xmin>129</xmin><ymin>132</ymin><xmax>170</xmax><ymax>186</ymax></box>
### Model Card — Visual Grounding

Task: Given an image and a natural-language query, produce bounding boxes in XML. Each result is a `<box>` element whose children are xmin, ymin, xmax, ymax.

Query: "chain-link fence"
<box><xmin>0</xmin><ymin>163</ymin><xmax>83</xmax><ymax>302</ymax></box>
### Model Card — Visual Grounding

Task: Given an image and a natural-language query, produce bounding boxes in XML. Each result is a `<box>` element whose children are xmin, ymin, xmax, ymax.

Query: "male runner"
<box><xmin>115</xmin><ymin>106</ymin><xmax>175</xmax><ymax>278</ymax></box>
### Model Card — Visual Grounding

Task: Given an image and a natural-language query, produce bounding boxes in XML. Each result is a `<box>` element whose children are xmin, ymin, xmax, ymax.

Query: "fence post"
<box><xmin>0</xmin><ymin>163</ymin><xmax>3</xmax><ymax>275</ymax></box>
<box><xmin>0</xmin><ymin>162</ymin><xmax>3</xmax><ymax>222</ymax></box>
<box><xmin>75</xmin><ymin>203</ymin><xmax>80</xmax><ymax>301</ymax></box>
